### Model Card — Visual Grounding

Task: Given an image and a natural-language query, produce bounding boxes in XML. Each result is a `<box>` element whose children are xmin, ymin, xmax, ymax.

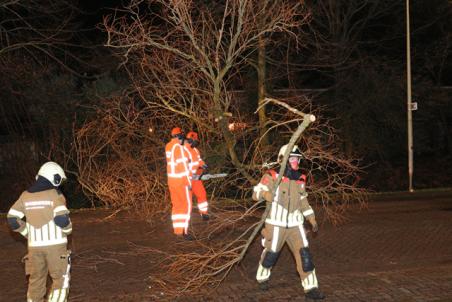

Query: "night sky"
<box><xmin>0</xmin><ymin>0</ymin><xmax>451</xmax><ymax>208</ymax></box>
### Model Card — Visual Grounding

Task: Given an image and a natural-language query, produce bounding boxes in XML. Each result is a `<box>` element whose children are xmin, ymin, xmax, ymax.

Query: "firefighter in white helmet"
<box><xmin>253</xmin><ymin>145</ymin><xmax>325</xmax><ymax>300</ymax></box>
<box><xmin>7</xmin><ymin>161</ymin><xmax>72</xmax><ymax>302</ymax></box>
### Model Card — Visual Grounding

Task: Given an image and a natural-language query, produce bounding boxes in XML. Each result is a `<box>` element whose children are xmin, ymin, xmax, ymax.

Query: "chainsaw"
<box><xmin>192</xmin><ymin>173</ymin><xmax>228</xmax><ymax>180</ymax></box>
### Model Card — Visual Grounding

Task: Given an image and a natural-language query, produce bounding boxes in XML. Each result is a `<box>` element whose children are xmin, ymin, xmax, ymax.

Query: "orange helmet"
<box><xmin>171</xmin><ymin>127</ymin><xmax>183</xmax><ymax>137</ymax></box>
<box><xmin>186</xmin><ymin>131</ymin><xmax>199</xmax><ymax>141</ymax></box>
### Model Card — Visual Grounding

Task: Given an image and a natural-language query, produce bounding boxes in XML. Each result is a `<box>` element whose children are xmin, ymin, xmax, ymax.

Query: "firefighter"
<box><xmin>165</xmin><ymin>127</ymin><xmax>194</xmax><ymax>240</ymax></box>
<box><xmin>253</xmin><ymin>145</ymin><xmax>325</xmax><ymax>300</ymax></box>
<box><xmin>185</xmin><ymin>131</ymin><xmax>209</xmax><ymax>221</ymax></box>
<box><xmin>7</xmin><ymin>161</ymin><xmax>72</xmax><ymax>302</ymax></box>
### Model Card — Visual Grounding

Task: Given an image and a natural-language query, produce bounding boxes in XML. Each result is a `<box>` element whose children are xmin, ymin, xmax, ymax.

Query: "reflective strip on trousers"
<box><xmin>302</xmin><ymin>269</ymin><xmax>318</xmax><ymax>291</ymax></box>
<box><xmin>48</xmin><ymin>288</ymin><xmax>68</xmax><ymax>302</ymax></box>
<box><xmin>298</xmin><ymin>224</ymin><xmax>309</xmax><ymax>247</ymax></box>
<box><xmin>271</xmin><ymin>226</ymin><xmax>280</xmax><ymax>252</ymax></box>
<box><xmin>256</xmin><ymin>263</ymin><xmax>271</xmax><ymax>282</ymax></box>
<box><xmin>184</xmin><ymin>186</ymin><xmax>191</xmax><ymax>233</ymax></box>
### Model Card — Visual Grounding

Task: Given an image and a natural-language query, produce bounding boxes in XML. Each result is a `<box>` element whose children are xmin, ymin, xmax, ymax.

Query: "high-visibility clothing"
<box><xmin>253</xmin><ymin>170</ymin><xmax>315</xmax><ymax>228</ymax></box>
<box><xmin>185</xmin><ymin>144</ymin><xmax>208</xmax><ymax>214</ymax></box>
<box><xmin>253</xmin><ymin>169</ymin><xmax>320</xmax><ymax>292</ymax></box>
<box><xmin>166</xmin><ymin>138</ymin><xmax>193</xmax><ymax>234</ymax></box>
<box><xmin>169</xmin><ymin>184</ymin><xmax>192</xmax><ymax>235</ymax></box>
<box><xmin>8</xmin><ymin>190</ymin><xmax>72</xmax><ymax>248</ymax></box>
<box><xmin>256</xmin><ymin>224</ymin><xmax>319</xmax><ymax>291</ymax></box>
<box><xmin>166</xmin><ymin>138</ymin><xmax>192</xmax><ymax>186</ymax></box>
<box><xmin>25</xmin><ymin>245</ymin><xmax>71</xmax><ymax>302</ymax></box>
<box><xmin>7</xmin><ymin>188</ymin><xmax>72</xmax><ymax>302</ymax></box>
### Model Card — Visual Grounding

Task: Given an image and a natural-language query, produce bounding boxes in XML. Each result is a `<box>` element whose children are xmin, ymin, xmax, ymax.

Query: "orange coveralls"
<box><xmin>165</xmin><ymin>138</ymin><xmax>192</xmax><ymax>235</ymax></box>
<box><xmin>185</xmin><ymin>144</ymin><xmax>208</xmax><ymax>215</ymax></box>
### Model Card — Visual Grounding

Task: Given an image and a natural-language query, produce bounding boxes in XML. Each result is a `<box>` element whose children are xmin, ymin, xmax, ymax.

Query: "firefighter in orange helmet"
<box><xmin>165</xmin><ymin>127</ymin><xmax>194</xmax><ymax>240</ymax></box>
<box><xmin>185</xmin><ymin>131</ymin><xmax>209</xmax><ymax>221</ymax></box>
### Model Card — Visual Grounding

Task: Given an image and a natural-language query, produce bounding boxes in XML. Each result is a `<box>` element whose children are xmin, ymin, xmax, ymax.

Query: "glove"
<box><xmin>261</xmin><ymin>191</ymin><xmax>274</xmax><ymax>202</ymax></box>
<box><xmin>192</xmin><ymin>174</ymin><xmax>200</xmax><ymax>180</ymax></box>
<box><xmin>309</xmin><ymin>218</ymin><xmax>318</xmax><ymax>232</ymax></box>
<box><xmin>253</xmin><ymin>183</ymin><xmax>270</xmax><ymax>200</ymax></box>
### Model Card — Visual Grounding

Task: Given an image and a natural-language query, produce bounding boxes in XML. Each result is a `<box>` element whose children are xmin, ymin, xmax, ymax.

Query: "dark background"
<box><xmin>0</xmin><ymin>0</ymin><xmax>451</xmax><ymax>210</ymax></box>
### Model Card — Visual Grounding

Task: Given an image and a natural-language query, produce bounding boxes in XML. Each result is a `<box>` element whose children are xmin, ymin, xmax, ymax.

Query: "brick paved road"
<box><xmin>211</xmin><ymin>197</ymin><xmax>452</xmax><ymax>301</ymax></box>
<box><xmin>1</xmin><ymin>195</ymin><xmax>452</xmax><ymax>301</ymax></box>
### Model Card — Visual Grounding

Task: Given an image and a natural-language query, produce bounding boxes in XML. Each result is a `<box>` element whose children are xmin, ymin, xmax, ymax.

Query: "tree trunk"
<box><xmin>257</xmin><ymin>35</ymin><xmax>269</xmax><ymax>147</ymax></box>
<box><xmin>213</xmin><ymin>79</ymin><xmax>256</xmax><ymax>184</ymax></box>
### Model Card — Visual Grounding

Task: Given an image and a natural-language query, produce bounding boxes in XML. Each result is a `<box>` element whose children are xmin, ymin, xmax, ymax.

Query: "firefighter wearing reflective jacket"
<box><xmin>185</xmin><ymin>131</ymin><xmax>209</xmax><ymax>221</ymax></box>
<box><xmin>253</xmin><ymin>145</ymin><xmax>325</xmax><ymax>300</ymax></box>
<box><xmin>7</xmin><ymin>161</ymin><xmax>72</xmax><ymax>302</ymax></box>
<box><xmin>165</xmin><ymin>127</ymin><xmax>194</xmax><ymax>240</ymax></box>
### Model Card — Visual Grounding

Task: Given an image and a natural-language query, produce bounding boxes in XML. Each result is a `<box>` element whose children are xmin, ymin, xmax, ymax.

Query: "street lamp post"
<box><xmin>406</xmin><ymin>0</ymin><xmax>414</xmax><ymax>192</ymax></box>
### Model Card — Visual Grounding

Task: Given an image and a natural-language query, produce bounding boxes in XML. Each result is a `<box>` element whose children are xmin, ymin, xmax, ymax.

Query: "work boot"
<box><xmin>183</xmin><ymin>233</ymin><xmax>195</xmax><ymax>241</ymax></box>
<box><xmin>305</xmin><ymin>288</ymin><xmax>325</xmax><ymax>300</ymax></box>
<box><xmin>201</xmin><ymin>213</ymin><xmax>210</xmax><ymax>221</ymax></box>
<box><xmin>258</xmin><ymin>281</ymin><xmax>269</xmax><ymax>291</ymax></box>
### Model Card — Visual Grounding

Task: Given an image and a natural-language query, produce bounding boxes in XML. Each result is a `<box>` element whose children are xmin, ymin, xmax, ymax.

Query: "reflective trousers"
<box><xmin>256</xmin><ymin>223</ymin><xmax>319</xmax><ymax>292</ymax></box>
<box><xmin>168</xmin><ymin>183</ymin><xmax>192</xmax><ymax>235</ymax></box>
<box><xmin>25</xmin><ymin>244</ymin><xmax>71</xmax><ymax>302</ymax></box>
<box><xmin>192</xmin><ymin>179</ymin><xmax>208</xmax><ymax>214</ymax></box>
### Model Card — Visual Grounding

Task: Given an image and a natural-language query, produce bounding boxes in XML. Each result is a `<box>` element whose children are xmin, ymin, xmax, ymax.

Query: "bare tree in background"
<box><xmin>104</xmin><ymin>0</ymin><xmax>308</xmax><ymax>183</ymax></box>
<box><xmin>66</xmin><ymin>0</ymin><xmax>370</xmax><ymax>296</ymax></box>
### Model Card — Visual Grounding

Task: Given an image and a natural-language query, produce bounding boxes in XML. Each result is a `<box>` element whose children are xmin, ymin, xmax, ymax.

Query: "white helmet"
<box><xmin>278</xmin><ymin>144</ymin><xmax>303</xmax><ymax>163</ymax></box>
<box><xmin>37</xmin><ymin>161</ymin><xmax>67</xmax><ymax>186</ymax></box>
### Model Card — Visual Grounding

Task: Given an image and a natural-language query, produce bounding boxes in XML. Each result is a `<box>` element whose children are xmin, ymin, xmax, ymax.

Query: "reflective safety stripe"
<box><xmin>62</xmin><ymin>257</ymin><xmax>71</xmax><ymax>289</ymax></box>
<box><xmin>27</xmin><ymin>220</ymin><xmax>68</xmax><ymax>247</ymax></box>
<box><xmin>53</xmin><ymin>205</ymin><xmax>69</xmax><ymax>215</ymax></box>
<box><xmin>197</xmin><ymin>202</ymin><xmax>208</xmax><ymax>210</ymax></box>
<box><xmin>271</xmin><ymin>226</ymin><xmax>279</xmax><ymax>252</ymax></box>
<box><xmin>48</xmin><ymin>288</ymin><xmax>68</xmax><ymax>302</ymax></box>
<box><xmin>168</xmin><ymin>144</ymin><xmax>189</xmax><ymax>175</ymax></box>
<box><xmin>256</xmin><ymin>263</ymin><xmax>271</xmax><ymax>282</ymax></box>
<box><xmin>184</xmin><ymin>186</ymin><xmax>191</xmax><ymax>233</ymax></box>
<box><xmin>167</xmin><ymin>172</ymin><xmax>190</xmax><ymax>178</ymax></box>
<box><xmin>29</xmin><ymin>238</ymin><xmax>67</xmax><ymax>247</ymax></box>
<box><xmin>266</xmin><ymin>206</ymin><xmax>304</xmax><ymax>228</ymax></box>
<box><xmin>173</xmin><ymin>222</ymin><xmax>189</xmax><ymax>228</ymax></box>
<box><xmin>303</xmin><ymin>208</ymin><xmax>314</xmax><ymax>216</ymax></box>
<box><xmin>8</xmin><ymin>208</ymin><xmax>25</xmax><ymax>219</ymax></box>
<box><xmin>302</xmin><ymin>269</ymin><xmax>318</xmax><ymax>291</ymax></box>
<box><xmin>171</xmin><ymin>214</ymin><xmax>190</xmax><ymax>220</ymax></box>
<box><xmin>19</xmin><ymin>227</ymin><xmax>29</xmax><ymax>237</ymax></box>
<box><xmin>298</xmin><ymin>224</ymin><xmax>309</xmax><ymax>247</ymax></box>
<box><xmin>24</xmin><ymin>200</ymin><xmax>53</xmax><ymax>207</ymax></box>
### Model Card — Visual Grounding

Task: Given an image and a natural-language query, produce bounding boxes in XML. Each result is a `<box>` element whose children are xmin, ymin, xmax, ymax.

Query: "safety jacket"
<box><xmin>185</xmin><ymin>144</ymin><xmax>206</xmax><ymax>176</ymax></box>
<box><xmin>253</xmin><ymin>170</ymin><xmax>315</xmax><ymax>228</ymax></box>
<box><xmin>7</xmin><ymin>189</ymin><xmax>72</xmax><ymax>248</ymax></box>
<box><xmin>165</xmin><ymin>138</ymin><xmax>191</xmax><ymax>185</ymax></box>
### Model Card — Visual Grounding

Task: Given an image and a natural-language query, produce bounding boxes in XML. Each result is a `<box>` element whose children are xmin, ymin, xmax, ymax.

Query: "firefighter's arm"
<box><xmin>300</xmin><ymin>195</ymin><xmax>318</xmax><ymax>232</ymax></box>
<box><xmin>7</xmin><ymin>195</ymin><xmax>28</xmax><ymax>238</ymax></box>
<box><xmin>53</xmin><ymin>193</ymin><xmax>72</xmax><ymax>235</ymax></box>
<box><xmin>252</xmin><ymin>173</ymin><xmax>274</xmax><ymax>202</ymax></box>
<box><xmin>179</xmin><ymin>145</ymin><xmax>192</xmax><ymax>186</ymax></box>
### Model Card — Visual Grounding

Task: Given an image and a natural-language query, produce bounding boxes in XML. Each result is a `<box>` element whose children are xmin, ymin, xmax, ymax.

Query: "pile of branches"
<box><xmin>70</xmin><ymin>0</ymin><xmax>368</xmax><ymax>297</ymax></box>
<box><xmin>71</xmin><ymin>97</ymin><xmax>173</xmax><ymax>219</ymax></box>
<box><xmin>72</xmin><ymin>95</ymin><xmax>367</xmax><ymax>298</ymax></box>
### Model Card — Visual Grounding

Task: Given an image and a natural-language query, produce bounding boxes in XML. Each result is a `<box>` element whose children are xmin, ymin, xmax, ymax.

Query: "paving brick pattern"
<box><xmin>1</xmin><ymin>197</ymin><xmax>452</xmax><ymax>301</ymax></box>
<box><xmin>210</xmin><ymin>198</ymin><xmax>452</xmax><ymax>301</ymax></box>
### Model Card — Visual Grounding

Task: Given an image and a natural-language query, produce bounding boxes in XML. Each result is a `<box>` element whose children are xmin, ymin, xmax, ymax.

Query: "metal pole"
<box><xmin>406</xmin><ymin>0</ymin><xmax>414</xmax><ymax>192</ymax></box>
